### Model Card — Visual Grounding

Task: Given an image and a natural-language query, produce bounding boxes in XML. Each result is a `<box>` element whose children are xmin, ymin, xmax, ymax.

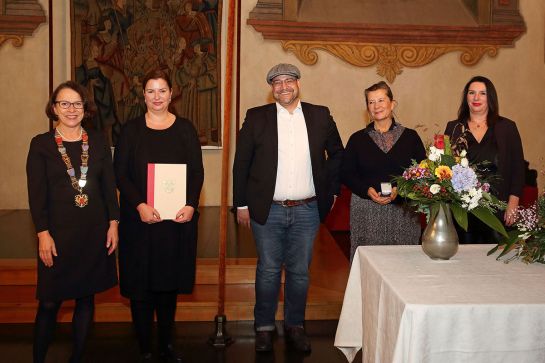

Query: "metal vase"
<box><xmin>421</xmin><ymin>204</ymin><xmax>459</xmax><ymax>260</ymax></box>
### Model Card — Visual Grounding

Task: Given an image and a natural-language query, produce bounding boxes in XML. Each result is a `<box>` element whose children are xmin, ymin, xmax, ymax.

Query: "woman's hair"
<box><xmin>45</xmin><ymin>81</ymin><xmax>96</xmax><ymax>121</ymax></box>
<box><xmin>457</xmin><ymin>75</ymin><xmax>499</xmax><ymax>126</ymax></box>
<box><xmin>141</xmin><ymin>68</ymin><xmax>172</xmax><ymax>90</ymax></box>
<box><xmin>364</xmin><ymin>81</ymin><xmax>393</xmax><ymax>105</ymax></box>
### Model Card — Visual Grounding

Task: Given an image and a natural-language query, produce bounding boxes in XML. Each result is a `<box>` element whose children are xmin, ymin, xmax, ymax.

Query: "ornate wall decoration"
<box><xmin>248</xmin><ymin>0</ymin><xmax>525</xmax><ymax>82</ymax></box>
<box><xmin>71</xmin><ymin>0</ymin><xmax>222</xmax><ymax>147</ymax></box>
<box><xmin>0</xmin><ymin>0</ymin><xmax>46</xmax><ymax>48</ymax></box>
<box><xmin>0</xmin><ymin>35</ymin><xmax>24</xmax><ymax>47</ymax></box>
<box><xmin>282</xmin><ymin>41</ymin><xmax>499</xmax><ymax>83</ymax></box>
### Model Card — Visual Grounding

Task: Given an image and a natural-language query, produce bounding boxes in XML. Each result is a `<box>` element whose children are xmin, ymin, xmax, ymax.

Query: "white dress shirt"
<box><xmin>272</xmin><ymin>101</ymin><xmax>315</xmax><ymax>201</ymax></box>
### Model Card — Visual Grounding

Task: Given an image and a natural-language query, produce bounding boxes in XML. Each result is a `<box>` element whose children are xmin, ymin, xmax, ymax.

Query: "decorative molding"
<box><xmin>0</xmin><ymin>34</ymin><xmax>24</xmax><ymax>47</ymax></box>
<box><xmin>248</xmin><ymin>0</ymin><xmax>525</xmax><ymax>82</ymax></box>
<box><xmin>248</xmin><ymin>20</ymin><xmax>525</xmax><ymax>46</ymax></box>
<box><xmin>0</xmin><ymin>0</ymin><xmax>46</xmax><ymax>49</ymax></box>
<box><xmin>282</xmin><ymin>41</ymin><xmax>499</xmax><ymax>82</ymax></box>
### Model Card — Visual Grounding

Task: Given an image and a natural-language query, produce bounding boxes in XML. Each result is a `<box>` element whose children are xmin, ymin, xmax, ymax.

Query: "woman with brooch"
<box><xmin>342</xmin><ymin>81</ymin><xmax>426</xmax><ymax>262</ymax></box>
<box><xmin>26</xmin><ymin>81</ymin><xmax>119</xmax><ymax>363</ymax></box>
<box><xmin>114</xmin><ymin>69</ymin><xmax>204</xmax><ymax>362</ymax></box>
<box><xmin>445</xmin><ymin>76</ymin><xmax>524</xmax><ymax>243</ymax></box>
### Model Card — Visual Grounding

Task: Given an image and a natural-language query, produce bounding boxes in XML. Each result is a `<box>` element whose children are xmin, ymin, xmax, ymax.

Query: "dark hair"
<box><xmin>142</xmin><ymin>68</ymin><xmax>172</xmax><ymax>90</ymax></box>
<box><xmin>457</xmin><ymin>76</ymin><xmax>499</xmax><ymax>126</ymax></box>
<box><xmin>364</xmin><ymin>81</ymin><xmax>393</xmax><ymax>105</ymax></box>
<box><xmin>45</xmin><ymin>81</ymin><xmax>96</xmax><ymax>121</ymax></box>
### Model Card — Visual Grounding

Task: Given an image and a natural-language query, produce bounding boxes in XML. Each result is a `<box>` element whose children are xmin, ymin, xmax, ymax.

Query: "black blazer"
<box><xmin>233</xmin><ymin>102</ymin><xmax>344</xmax><ymax>225</ymax></box>
<box><xmin>445</xmin><ymin>116</ymin><xmax>524</xmax><ymax>201</ymax></box>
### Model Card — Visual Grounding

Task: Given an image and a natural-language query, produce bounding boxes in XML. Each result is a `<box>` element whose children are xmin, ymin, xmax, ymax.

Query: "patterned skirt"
<box><xmin>350</xmin><ymin>194</ymin><xmax>421</xmax><ymax>262</ymax></box>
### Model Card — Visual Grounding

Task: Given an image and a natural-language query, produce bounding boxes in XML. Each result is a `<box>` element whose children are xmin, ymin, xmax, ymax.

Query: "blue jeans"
<box><xmin>250</xmin><ymin>201</ymin><xmax>320</xmax><ymax>330</ymax></box>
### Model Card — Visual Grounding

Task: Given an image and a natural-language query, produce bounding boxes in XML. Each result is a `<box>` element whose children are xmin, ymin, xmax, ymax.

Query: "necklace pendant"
<box><xmin>78</xmin><ymin>179</ymin><xmax>87</xmax><ymax>188</ymax></box>
<box><xmin>75</xmin><ymin>193</ymin><xmax>89</xmax><ymax>208</ymax></box>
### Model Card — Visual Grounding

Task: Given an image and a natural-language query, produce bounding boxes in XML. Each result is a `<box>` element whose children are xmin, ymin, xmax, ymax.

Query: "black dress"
<box><xmin>445</xmin><ymin>117</ymin><xmax>525</xmax><ymax>243</ymax></box>
<box><xmin>26</xmin><ymin>130</ymin><xmax>119</xmax><ymax>301</ymax></box>
<box><xmin>114</xmin><ymin>117</ymin><xmax>204</xmax><ymax>299</ymax></box>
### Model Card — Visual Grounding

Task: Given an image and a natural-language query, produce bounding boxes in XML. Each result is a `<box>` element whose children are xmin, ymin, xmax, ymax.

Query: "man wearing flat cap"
<box><xmin>233</xmin><ymin>63</ymin><xmax>344</xmax><ymax>353</ymax></box>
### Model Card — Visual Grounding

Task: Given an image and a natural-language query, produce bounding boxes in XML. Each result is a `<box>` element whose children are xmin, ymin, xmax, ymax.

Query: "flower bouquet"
<box><xmin>393</xmin><ymin>134</ymin><xmax>507</xmax><ymax>258</ymax></box>
<box><xmin>488</xmin><ymin>192</ymin><xmax>545</xmax><ymax>263</ymax></box>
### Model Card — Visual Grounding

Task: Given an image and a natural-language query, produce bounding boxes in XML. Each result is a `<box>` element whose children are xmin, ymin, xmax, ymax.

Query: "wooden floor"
<box><xmin>0</xmin><ymin>208</ymin><xmax>350</xmax><ymax>323</ymax></box>
<box><xmin>0</xmin><ymin>320</ymin><xmax>357</xmax><ymax>363</ymax></box>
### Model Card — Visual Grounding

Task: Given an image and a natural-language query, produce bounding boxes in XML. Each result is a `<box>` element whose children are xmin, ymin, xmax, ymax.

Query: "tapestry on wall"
<box><xmin>71</xmin><ymin>0</ymin><xmax>221</xmax><ymax>147</ymax></box>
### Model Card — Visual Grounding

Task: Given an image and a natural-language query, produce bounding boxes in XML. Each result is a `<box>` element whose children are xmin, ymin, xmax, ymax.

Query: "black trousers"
<box><xmin>130</xmin><ymin>290</ymin><xmax>178</xmax><ymax>354</ymax></box>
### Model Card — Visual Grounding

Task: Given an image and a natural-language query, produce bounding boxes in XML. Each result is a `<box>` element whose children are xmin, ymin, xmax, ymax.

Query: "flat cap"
<box><xmin>266</xmin><ymin>63</ymin><xmax>301</xmax><ymax>84</ymax></box>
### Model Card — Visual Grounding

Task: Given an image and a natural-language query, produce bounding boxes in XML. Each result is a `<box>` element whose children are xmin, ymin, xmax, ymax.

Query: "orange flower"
<box><xmin>435</xmin><ymin>165</ymin><xmax>452</xmax><ymax>181</ymax></box>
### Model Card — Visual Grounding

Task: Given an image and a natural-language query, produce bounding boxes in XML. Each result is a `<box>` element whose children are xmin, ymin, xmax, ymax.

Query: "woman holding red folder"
<box><xmin>114</xmin><ymin>69</ymin><xmax>204</xmax><ymax>362</ymax></box>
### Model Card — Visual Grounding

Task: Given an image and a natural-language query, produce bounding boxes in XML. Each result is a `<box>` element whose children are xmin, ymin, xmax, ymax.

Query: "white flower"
<box><xmin>428</xmin><ymin>146</ymin><xmax>443</xmax><ymax>162</ymax></box>
<box><xmin>460</xmin><ymin>158</ymin><xmax>469</xmax><ymax>167</ymax></box>
<box><xmin>429</xmin><ymin>184</ymin><xmax>441</xmax><ymax>194</ymax></box>
<box><xmin>518</xmin><ymin>232</ymin><xmax>531</xmax><ymax>240</ymax></box>
<box><xmin>429</xmin><ymin>146</ymin><xmax>444</xmax><ymax>155</ymax></box>
<box><xmin>460</xmin><ymin>150</ymin><xmax>467</xmax><ymax>157</ymax></box>
<box><xmin>459</xmin><ymin>188</ymin><xmax>482</xmax><ymax>211</ymax></box>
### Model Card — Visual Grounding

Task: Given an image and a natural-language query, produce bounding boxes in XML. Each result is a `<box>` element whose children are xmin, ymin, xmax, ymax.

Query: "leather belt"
<box><xmin>272</xmin><ymin>196</ymin><xmax>317</xmax><ymax>207</ymax></box>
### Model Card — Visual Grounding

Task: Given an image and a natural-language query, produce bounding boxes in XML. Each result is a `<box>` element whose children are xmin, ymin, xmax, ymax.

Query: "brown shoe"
<box><xmin>255</xmin><ymin>330</ymin><xmax>273</xmax><ymax>352</ymax></box>
<box><xmin>284</xmin><ymin>326</ymin><xmax>311</xmax><ymax>353</ymax></box>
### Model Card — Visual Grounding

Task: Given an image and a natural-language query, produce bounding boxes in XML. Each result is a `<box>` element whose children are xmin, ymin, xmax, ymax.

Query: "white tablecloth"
<box><xmin>334</xmin><ymin>245</ymin><xmax>545</xmax><ymax>363</ymax></box>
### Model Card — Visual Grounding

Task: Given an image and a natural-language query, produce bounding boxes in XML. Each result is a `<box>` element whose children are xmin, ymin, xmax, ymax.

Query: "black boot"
<box><xmin>159</xmin><ymin>344</ymin><xmax>183</xmax><ymax>363</ymax></box>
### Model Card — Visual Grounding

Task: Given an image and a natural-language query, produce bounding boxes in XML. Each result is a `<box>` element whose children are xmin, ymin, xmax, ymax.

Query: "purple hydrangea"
<box><xmin>451</xmin><ymin>165</ymin><xmax>478</xmax><ymax>193</ymax></box>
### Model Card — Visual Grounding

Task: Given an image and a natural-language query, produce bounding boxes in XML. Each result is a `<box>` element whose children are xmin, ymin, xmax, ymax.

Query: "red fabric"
<box><xmin>324</xmin><ymin>185</ymin><xmax>429</xmax><ymax>231</ymax></box>
<box><xmin>324</xmin><ymin>185</ymin><xmax>351</xmax><ymax>231</ymax></box>
<box><xmin>520</xmin><ymin>186</ymin><xmax>539</xmax><ymax>208</ymax></box>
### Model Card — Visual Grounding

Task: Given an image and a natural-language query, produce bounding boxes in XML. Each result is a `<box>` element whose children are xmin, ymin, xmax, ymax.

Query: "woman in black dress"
<box><xmin>114</xmin><ymin>69</ymin><xmax>204</xmax><ymax>362</ymax></box>
<box><xmin>445</xmin><ymin>76</ymin><xmax>524</xmax><ymax>243</ymax></box>
<box><xmin>26</xmin><ymin>81</ymin><xmax>119</xmax><ymax>363</ymax></box>
<box><xmin>342</xmin><ymin>81</ymin><xmax>426</xmax><ymax>261</ymax></box>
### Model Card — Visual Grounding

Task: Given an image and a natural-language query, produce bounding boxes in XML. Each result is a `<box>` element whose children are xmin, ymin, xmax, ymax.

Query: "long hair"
<box><xmin>457</xmin><ymin>76</ymin><xmax>499</xmax><ymax>126</ymax></box>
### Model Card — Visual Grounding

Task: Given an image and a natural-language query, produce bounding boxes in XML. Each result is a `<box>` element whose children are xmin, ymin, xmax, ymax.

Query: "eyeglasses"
<box><xmin>55</xmin><ymin>101</ymin><xmax>84</xmax><ymax>109</ymax></box>
<box><xmin>271</xmin><ymin>78</ymin><xmax>297</xmax><ymax>88</ymax></box>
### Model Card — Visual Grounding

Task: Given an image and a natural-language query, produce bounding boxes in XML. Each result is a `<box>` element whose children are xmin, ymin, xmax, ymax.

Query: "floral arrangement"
<box><xmin>488</xmin><ymin>192</ymin><xmax>545</xmax><ymax>263</ymax></box>
<box><xmin>393</xmin><ymin>134</ymin><xmax>507</xmax><ymax>236</ymax></box>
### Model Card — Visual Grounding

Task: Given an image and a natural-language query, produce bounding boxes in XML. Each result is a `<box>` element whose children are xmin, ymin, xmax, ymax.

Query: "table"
<box><xmin>334</xmin><ymin>245</ymin><xmax>545</xmax><ymax>363</ymax></box>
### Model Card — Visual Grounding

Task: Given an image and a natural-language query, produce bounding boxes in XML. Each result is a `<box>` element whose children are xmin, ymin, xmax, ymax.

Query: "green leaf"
<box><xmin>440</xmin><ymin>154</ymin><xmax>456</xmax><ymax>167</ymax></box>
<box><xmin>487</xmin><ymin>245</ymin><xmax>500</xmax><ymax>256</ymax></box>
<box><xmin>497</xmin><ymin>235</ymin><xmax>519</xmax><ymax>258</ymax></box>
<box><xmin>429</xmin><ymin>203</ymin><xmax>440</xmax><ymax>221</ymax></box>
<box><xmin>450</xmin><ymin>203</ymin><xmax>468</xmax><ymax>231</ymax></box>
<box><xmin>470</xmin><ymin>207</ymin><xmax>508</xmax><ymax>237</ymax></box>
<box><xmin>444</xmin><ymin>135</ymin><xmax>452</xmax><ymax>156</ymax></box>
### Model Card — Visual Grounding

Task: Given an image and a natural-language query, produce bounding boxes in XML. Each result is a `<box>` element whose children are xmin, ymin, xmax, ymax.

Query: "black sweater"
<box><xmin>342</xmin><ymin>124</ymin><xmax>426</xmax><ymax>200</ymax></box>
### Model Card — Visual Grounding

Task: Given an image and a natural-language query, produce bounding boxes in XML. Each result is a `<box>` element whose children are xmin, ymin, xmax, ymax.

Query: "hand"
<box><xmin>389</xmin><ymin>186</ymin><xmax>398</xmax><ymax>202</ymax></box>
<box><xmin>237</xmin><ymin>208</ymin><xmax>251</xmax><ymax>229</ymax></box>
<box><xmin>137</xmin><ymin>203</ymin><xmax>161</xmax><ymax>224</ymax></box>
<box><xmin>504</xmin><ymin>195</ymin><xmax>519</xmax><ymax>227</ymax></box>
<box><xmin>106</xmin><ymin>221</ymin><xmax>119</xmax><ymax>255</ymax></box>
<box><xmin>37</xmin><ymin>231</ymin><xmax>57</xmax><ymax>267</ymax></box>
<box><xmin>174</xmin><ymin>205</ymin><xmax>195</xmax><ymax>223</ymax></box>
<box><xmin>367</xmin><ymin>187</ymin><xmax>392</xmax><ymax>205</ymax></box>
